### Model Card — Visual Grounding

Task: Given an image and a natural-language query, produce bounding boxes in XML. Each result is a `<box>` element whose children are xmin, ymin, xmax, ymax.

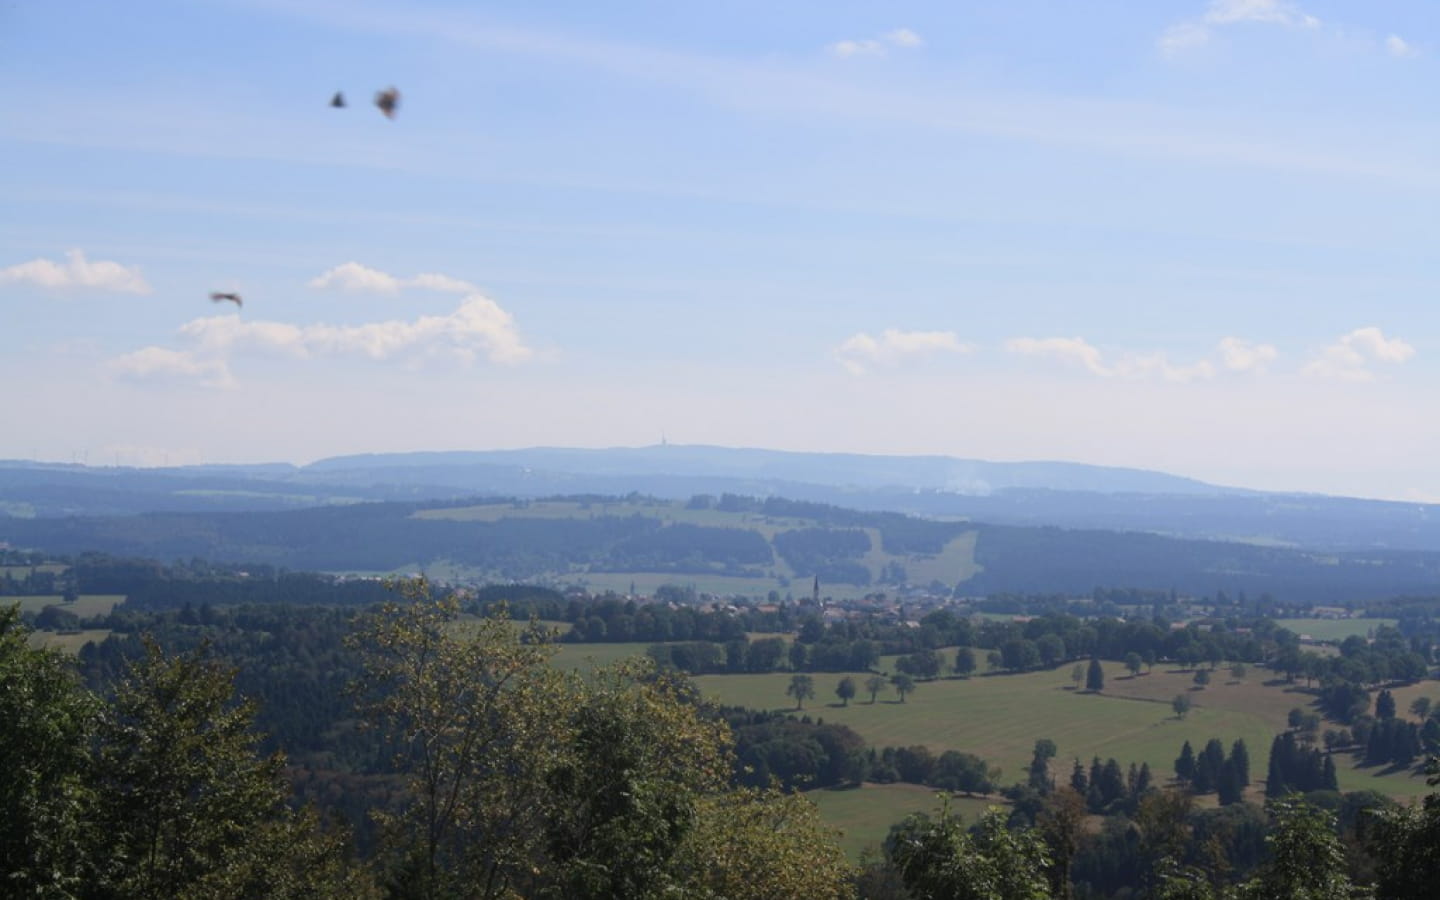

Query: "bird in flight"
<box><xmin>331</xmin><ymin>91</ymin><xmax>346</xmax><ymax>108</ymax></box>
<box><xmin>209</xmin><ymin>292</ymin><xmax>243</xmax><ymax>308</ymax></box>
<box><xmin>374</xmin><ymin>86</ymin><xmax>400</xmax><ymax>119</ymax></box>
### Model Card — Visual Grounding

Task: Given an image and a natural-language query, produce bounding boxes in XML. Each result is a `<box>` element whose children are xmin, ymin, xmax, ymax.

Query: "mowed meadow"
<box><xmin>693</xmin><ymin>662</ymin><xmax>1432</xmax><ymax>799</ymax></box>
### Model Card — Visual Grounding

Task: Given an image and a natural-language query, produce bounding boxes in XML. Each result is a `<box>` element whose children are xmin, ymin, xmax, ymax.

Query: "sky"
<box><xmin>2</xmin><ymin>0</ymin><xmax>1438</xmax><ymax>501</ymax></box>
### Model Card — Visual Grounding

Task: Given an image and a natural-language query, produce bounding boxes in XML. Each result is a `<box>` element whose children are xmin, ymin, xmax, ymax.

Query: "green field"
<box><xmin>28</xmin><ymin>629</ymin><xmax>113</xmax><ymax>654</ymax></box>
<box><xmin>408</xmin><ymin>499</ymin><xmax>980</xmax><ymax>600</ymax></box>
<box><xmin>1275</xmin><ymin>618</ymin><xmax>1399</xmax><ymax>643</ymax></box>
<box><xmin>805</xmin><ymin>783</ymin><xmax>1004</xmax><ymax>860</ymax></box>
<box><xmin>694</xmin><ymin>661</ymin><xmax>1434</xmax><ymax>801</ymax></box>
<box><xmin>5</xmin><ymin>594</ymin><xmax>126</xmax><ymax>618</ymax></box>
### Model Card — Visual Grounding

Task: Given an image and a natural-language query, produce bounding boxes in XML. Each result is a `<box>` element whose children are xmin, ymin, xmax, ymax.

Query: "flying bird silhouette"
<box><xmin>330</xmin><ymin>91</ymin><xmax>346</xmax><ymax>108</ymax></box>
<box><xmin>209</xmin><ymin>292</ymin><xmax>242</xmax><ymax>308</ymax></box>
<box><xmin>374</xmin><ymin>86</ymin><xmax>400</xmax><ymax>119</ymax></box>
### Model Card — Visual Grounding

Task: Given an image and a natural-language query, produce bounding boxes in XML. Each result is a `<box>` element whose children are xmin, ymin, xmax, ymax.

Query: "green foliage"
<box><xmin>1086</xmin><ymin>657</ymin><xmax>1104</xmax><ymax>693</ymax></box>
<box><xmin>0</xmin><ymin>603</ymin><xmax>100</xmax><ymax>896</ymax></box>
<box><xmin>836</xmin><ymin>675</ymin><xmax>856</xmax><ymax>706</ymax></box>
<box><xmin>787</xmin><ymin>673</ymin><xmax>816</xmax><ymax>709</ymax></box>
<box><xmin>350</xmin><ymin>579</ymin><xmax>571</xmax><ymax>899</ymax></box>
<box><xmin>888</xmin><ymin>804</ymin><xmax>1051</xmax><ymax>900</ymax></box>
<box><xmin>91</xmin><ymin>637</ymin><xmax>336</xmax><ymax>898</ymax></box>
<box><xmin>672</xmin><ymin>787</ymin><xmax>856</xmax><ymax>900</ymax></box>
<box><xmin>1231</xmin><ymin>798</ymin><xmax>1360</xmax><ymax>900</ymax></box>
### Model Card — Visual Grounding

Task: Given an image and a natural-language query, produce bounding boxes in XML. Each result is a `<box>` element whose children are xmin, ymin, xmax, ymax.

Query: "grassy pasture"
<box><xmin>1274</xmin><ymin>617</ymin><xmax>1399</xmax><ymax>643</ymax></box>
<box><xmin>805</xmin><ymin>783</ymin><xmax>1004</xmax><ymax>860</ymax></box>
<box><xmin>693</xmin><ymin>660</ymin><xmax>1436</xmax><ymax>800</ymax></box>
<box><xmin>27</xmin><ymin>629</ymin><xmax>113</xmax><ymax>654</ymax></box>
<box><xmin>5</xmin><ymin>594</ymin><xmax>126</xmax><ymax>618</ymax></box>
<box><xmin>409</xmin><ymin>499</ymin><xmax>981</xmax><ymax>601</ymax></box>
<box><xmin>1</xmin><ymin>563</ymin><xmax>68</xmax><ymax>578</ymax></box>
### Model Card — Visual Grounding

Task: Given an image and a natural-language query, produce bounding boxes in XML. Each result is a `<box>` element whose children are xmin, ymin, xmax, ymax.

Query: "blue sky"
<box><xmin>3</xmin><ymin>0</ymin><xmax>1437</xmax><ymax>500</ymax></box>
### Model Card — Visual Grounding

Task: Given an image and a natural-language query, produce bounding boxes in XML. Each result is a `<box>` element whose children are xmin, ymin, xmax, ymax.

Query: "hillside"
<box><xmin>5</xmin><ymin>495</ymin><xmax>1440</xmax><ymax>603</ymax></box>
<box><xmin>7</xmin><ymin>446</ymin><xmax>1440</xmax><ymax>553</ymax></box>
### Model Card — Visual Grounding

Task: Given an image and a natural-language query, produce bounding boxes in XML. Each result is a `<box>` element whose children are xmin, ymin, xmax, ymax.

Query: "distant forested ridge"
<box><xmin>5</xmin><ymin>494</ymin><xmax>1440</xmax><ymax>602</ymax></box>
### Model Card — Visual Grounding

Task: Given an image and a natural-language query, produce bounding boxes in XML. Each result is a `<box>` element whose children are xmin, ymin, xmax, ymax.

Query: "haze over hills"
<box><xmin>2</xmin><ymin>445</ymin><xmax>1439</xmax><ymax>555</ymax></box>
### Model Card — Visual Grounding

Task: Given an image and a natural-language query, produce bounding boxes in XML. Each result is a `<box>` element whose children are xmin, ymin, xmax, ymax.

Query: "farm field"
<box><xmin>28</xmin><ymin>629</ymin><xmax>113</xmax><ymax>653</ymax></box>
<box><xmin>693</xmin><ymin>660</ymin><xmax>1435</xmax><ymax>801</ymax></box>
<box><xmin>1275</xmin><ymin>617</ymin><xmax>1399</xmax><ymax>642</ymax></box>
<box><xmin>804</xmin><ymin>783</ymin><xmax>1004</xmax><ymax>860</ymax></box>
<box><xmin>6</xmin><ymin>594</ymin><xmax>126</xmax><ymax>618</ymax></box>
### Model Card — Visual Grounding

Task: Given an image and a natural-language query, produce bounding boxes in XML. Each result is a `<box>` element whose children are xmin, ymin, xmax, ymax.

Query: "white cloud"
<box><xmin>828</xmin><ymin>27</ymin><xmax>924</xmax><ymax>59</ymax></box>
<box><xmin>111</xmin><ymin>265</ymin><xmax>534</xmax><ymax>388</ymax></box>
<box><xmin>1159</xmin><ymin>0</ymin><xmax>1320</xmax><ymax>56</ymax></box>
<box><xmin>309</xmin><ymin>262</ymin><xmax>480</xmax><ymax>295</ymax></box>
<box><xmin>308</xmin><ymin>261</ymin><xmax>402</xmax><ymax>293</ymax></box>
<box><xmin>835</xmin><ymin>328</ymin><xmax>971</xmax><ymax>375</ymax></box>
<box><xmin>1217</xmin><ymin>336</ymin><xmax>1279</xmax><ymax>372</ymax></box>
<box><xmin>884</xmin><ymin>28</ymin><xmax>924</xmax><ymax>48</ymax></box>
<box><xmin>1005</xmin><ymin>336</ymin><xmax>1217</xmax><ymax>383</ymax></box>
<box><xmin>1204</xmin><ymin>0</ymin><xmax>1319</xmax><ymax>28</ymax></box>
<box><xmin>179</xmin><ymin>297</ymin><xmax>532</xmax><ymax>366</ymax></box>
<box><xmin>1386</xmin><ymin>34</ymin><xmax>1418</xmax><ymax>58</ymax></box>
<box><xmin>109</xmin><ymin>347</ymin><xmax>235</xmax><ymax>389</ymax></box>
<box><xmin>1302</xmin><ymin>326</ymin><xmax>1415</xmax><ymax>381</ymax></box>
<box><xmin>0</xmin><ymin>249</ymin><xmax>151</xmax><ymax>295</ymax></box>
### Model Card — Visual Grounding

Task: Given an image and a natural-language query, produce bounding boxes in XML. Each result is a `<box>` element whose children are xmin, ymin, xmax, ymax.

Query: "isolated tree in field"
<box><xmin>865</xmin><ymin>674</ymin><xmax>887</xmax><ymax>704</ymax></box>
<box><xmin>835</xmin><ymin>676</ymin><xmax>856</xmax><ymax>707</ymax></box>
<box><xmin>1070</xmin><ymin>663</ymin><xmax>1085</xmax><ymax>690</ymax></box>
<box><xmin>891</xmin><ymin>673</ymin><xmax>916</xmax><ymax>703</ymax></box>
<box><xmin>787</xmin><ymin>674</ymin><xmax>816</xmax><ymax>710</ymax></box>
<box><xmin>1376</xmin><ymin>688</ymin><xmax>1398</xmax><ymax>719</ymax></box>
<box><xmin>1085</xmin><ymin>658</ymin><xmax>1104</xmax><ymax>693</ymax></box>
<box><xmin>1411</xmin><ymin>696</ymin><xmax>1433</xmax><ymax>720</ymax></box>
<box><xmin>1193</xmin><ymin>668</ymin><xmax>1210</xmax><ymax>689</ymax></box>
<box><xmin>1230</xmin><ymin>661</ymin><xmax>1248</xmax><ymax>681</ymax></box>
<box><xmin>1172</xmin><ymin>693</ymin><xmax>1192</xmax><ymax>720</ymax></box>
<box><xmin>1123</xmin><ymin>652</ymin><xmax>1143</xmax><ymax>678</ymax></box>
<box><xmin>954</xmin><ymin>646</ymin><xmax>977</xmax><ymax>678</ymax></box>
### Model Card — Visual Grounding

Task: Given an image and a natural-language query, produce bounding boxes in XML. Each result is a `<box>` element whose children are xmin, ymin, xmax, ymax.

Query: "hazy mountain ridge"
<box><xmin>2</xmin><ymin>445</ymin><xmax>1437</xmax><ymax>553</ymax></box>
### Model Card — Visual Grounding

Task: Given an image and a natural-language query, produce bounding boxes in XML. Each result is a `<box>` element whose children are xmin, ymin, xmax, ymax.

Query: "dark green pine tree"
<box><xmin>1322</xmin><ymin>753</ymin><xmax>1338</xmax><ymax>791</ymax></box>
<box><xmin>1377</xmin><ymin>689</ymin><xmax>1397</xmax><ymax>720</ymax></box>
<box><xmin>1070</xmin><ymin>758</ymin><xmax>1088</xmax><ymax>794</ymax></box>
<box><xmin>1266</xmin><ymin>733</ymin><xmax>1291</xmax><ymax>797</ymax></box>
<box><xmin>1086</xmin><ymin>657</ymin><xmax>1105</xmax><ymax>692</ymax></box>
<box><xmin>1175</xmin><ymin>741</ymin><xmax>1196</xmax><ymax>784</ymax></box>
<box><xmin>1230</xmin><ymin>738</ymin><xmax>1250</xmax><ymax>789</ymax></box>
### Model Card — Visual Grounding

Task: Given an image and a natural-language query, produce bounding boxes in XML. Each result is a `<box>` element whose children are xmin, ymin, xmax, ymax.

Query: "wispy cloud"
<box><xmin>1004</xmin><ymin>336</ymin><xmax>1223</xmax><ymax>383</ymax></box>
<box><xmin>1159</xmin><ymin>0</ymin><xmax>1320</xmax><ymax>56</ymax></box>
<box><xmin>109</xmin><ymin>347</ymin><xmax>236</xmax><ymax>389</ymax></box>
<box><xmin>1217</xmin><ymin>336</ymin><xmax>1279</xmax><ymax>373</ymax></box>
<box><xmin>112</xmin><ymin>264</ymin><xmax>534</xmax><ymax>387</ymax></box>
<box><xmin>0</xmin><ymin>249</ymin><xmax>151</xmax><ymax>295</ymax></box>
<box><xmin>308</xmin><ymin>261</ymin><xmax>478</xmax><ymax>295</ymax></box>
<box><xmin>1385</xmin><ymin>34</ymin><xmax>1419</xmax><ymax>58</ymax></box>
<box><xmin>828</xmin><ymin>27</ymin><xmax>924</xmax><ymax>59</ymax></box>
<box><xmin>835</xmin><ymin>328</ymin><xmax>970</xmax><ymax>375</ymax></box>
<box><xmin>1302</xmin><ymin>327</ymin><xmax>1415</xmax><ymax>381</ymax></box>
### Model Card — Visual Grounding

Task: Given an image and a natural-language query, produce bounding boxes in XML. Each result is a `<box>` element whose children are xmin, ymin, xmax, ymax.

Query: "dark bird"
<box><xmin>330</xmin><ymin>91</ymin><xmax>346</xmax><ymax>108</ymax></box>
<box><xmin>209</xmin><ymin>292</ymin><xmax>242</xmax><ymax>308</ymax></box>
<box><xmin>374</xmin><ymin>86</ymin><xmax>400</xmax><ymax>119</ymax></box>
